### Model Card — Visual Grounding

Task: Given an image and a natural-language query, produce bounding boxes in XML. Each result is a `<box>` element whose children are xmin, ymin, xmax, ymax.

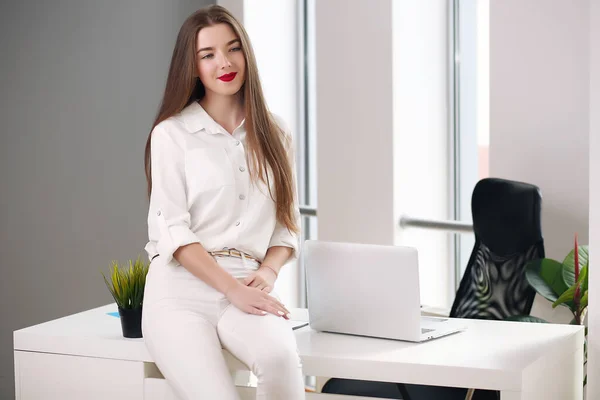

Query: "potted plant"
<box><xmin>101</xmin><ymin>256</ymin><xmax>150</xmax><ymax>338</ymax></box>
<box><xmin>509</xmin><ymin>234</ymin><xmax>588</xmax><ymax>387</ymax></box>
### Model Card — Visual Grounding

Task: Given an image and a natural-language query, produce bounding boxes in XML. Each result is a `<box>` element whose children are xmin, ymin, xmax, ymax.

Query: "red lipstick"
<box><xmin>218</xmin><ymin>72</ymin><xmax>237</xmax><ymax>82</ymax></box>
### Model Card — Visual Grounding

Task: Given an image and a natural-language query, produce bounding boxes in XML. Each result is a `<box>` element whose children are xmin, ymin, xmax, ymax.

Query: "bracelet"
<box><xmin>261</xmin><ymin>265</ymin><xmax>279</xmax><ymax>278</ymax></box>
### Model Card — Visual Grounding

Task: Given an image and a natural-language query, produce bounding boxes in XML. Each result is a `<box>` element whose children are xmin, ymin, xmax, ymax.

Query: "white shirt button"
<box><xmin>235</xmin><ymin>221</ymin><xmax>241</xmax><ymax>226</ymax></box>
<box><xmin>157</xmin><ymin>210</ymin><xmax>161</xmax><ymax>216</ymax></box>
<box><xmin>235</xmin><ymin>141</ymin><xmax>240</xmax><ymax>146</ymax></box>
<box><xmin>239</xmin><ymin>166</ymin><xmax>246</xmax><ymax>172</ymax></box>
<box><xmin>239</xmin><ymin>194</ymin><xmax>246</xmax><ymax>200</ymax></box>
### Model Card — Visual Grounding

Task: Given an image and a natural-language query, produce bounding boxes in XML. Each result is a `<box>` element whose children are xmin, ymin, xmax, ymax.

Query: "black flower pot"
<box><xmin>118</xmin><ymin>307</ymin><xmax>143</xmax><ymax>338</ymax></box>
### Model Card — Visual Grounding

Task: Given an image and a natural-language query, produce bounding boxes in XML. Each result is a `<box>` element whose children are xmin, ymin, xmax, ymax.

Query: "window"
<box><xmin>455</xmin><ymin>0</ymin><xmax>490</xmax><ymax>280</ymax></box>
<box><xmin>244</xmin><ymin>0</ymin><xmax>489</xmax><ymax>310</ymax></box>
<box><xmin>243</xmin><ymin>0</ymin><xmax>307</xmax><ymax>308</ymax></box>
<box><xmin>392</xmin><ymin>0</ymin><xmax>490</xmax><ymax>309</ymax></box>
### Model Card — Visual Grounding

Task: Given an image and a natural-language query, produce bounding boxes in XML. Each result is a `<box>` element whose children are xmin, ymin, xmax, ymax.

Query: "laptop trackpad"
<box><xmin>421</xmin><ymin>316</ymin><xmax>449</xmax><ymax>323</ymax></box>
<box><xmin>421</xmin><ymin>317</ymin><xmax>450</xmax><ymax>333</ymax></box>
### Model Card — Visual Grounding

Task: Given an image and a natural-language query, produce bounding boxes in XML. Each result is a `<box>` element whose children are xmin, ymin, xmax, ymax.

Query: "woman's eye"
<box><xmin>230</xmin><ymin>47</ymin><xmax>242</xmax><ymax>52</ymax></box>
<box><xmin>201</xmin><ymin>53</ymin><xmax>214</xmax><ymax>60</ymax></box>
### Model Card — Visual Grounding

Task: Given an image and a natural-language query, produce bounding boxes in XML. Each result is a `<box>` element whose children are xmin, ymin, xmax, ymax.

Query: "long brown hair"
<box><xmin>144</xmin><ymin>5</ymin><xmax>298</xmax><ymax>234</ymax></box>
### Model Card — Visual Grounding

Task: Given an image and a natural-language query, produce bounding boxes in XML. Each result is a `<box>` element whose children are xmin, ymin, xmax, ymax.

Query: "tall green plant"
<box><xmin>522</xmin><ymin>237</ymin><xmax>588</xmax><ymax>323</ymax></box>
<box><xmin>101</xmin><ymin>256</ymin><xmax>150</xmax><ymax>309</ymax></box>
<box><xmin>511</xmin><ymin>234</ymin><xmax>588</xmax><ymax>386</ymax></box>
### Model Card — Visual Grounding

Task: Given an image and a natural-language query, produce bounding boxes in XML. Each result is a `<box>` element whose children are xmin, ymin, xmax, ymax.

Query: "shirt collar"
<box><xmin>179</xmin><ymin>101</ymin><xmax>246</xmax><ymax>135</ymax></box>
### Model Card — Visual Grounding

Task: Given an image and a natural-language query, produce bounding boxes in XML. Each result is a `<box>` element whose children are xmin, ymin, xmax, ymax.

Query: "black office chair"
<box><xmin>322</xmin><ymin>178</ymin><xmax>545</xmax><ymax>400</ymax></box>
<box><xmin>449</xmin><ymin>177</ymin><xmax>544</xmax><ymax>320</ymax></box>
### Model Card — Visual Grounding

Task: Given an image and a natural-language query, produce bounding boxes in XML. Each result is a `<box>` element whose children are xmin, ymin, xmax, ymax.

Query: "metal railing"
<box><xmin>400</xmin><ymin>214</ymin><xmax>473</xmax><ymax>293</ymax></box>
<box><xmin>299</xmin><ymin>209</ymin><xmax>472</xmax><ymax>234</ymax></box>
<box><xmin>399</xmin><ymin>215</ymin><xmax>473</xmax><ymax>233</ymax></box>
<box><xmin>299</xmin><ymin>206</ymin><xmax>317</xmax><ymax>217</ymax></box>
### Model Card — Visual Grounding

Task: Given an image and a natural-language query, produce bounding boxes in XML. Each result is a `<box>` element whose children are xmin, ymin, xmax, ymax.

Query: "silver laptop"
<box><xmin>304</xmin><ymin>240</ymin><xmax>465</xmax><ymax>342</ymax></box>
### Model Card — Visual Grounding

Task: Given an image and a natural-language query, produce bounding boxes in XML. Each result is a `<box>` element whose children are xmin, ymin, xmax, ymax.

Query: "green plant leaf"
<box><xmin>573</xmin><ymin>262</ymin><xmax>590</xmax><ymax>309</ymax></box>
<box><xmin>562</xmin><ymin>245</ymin><xmax>589</xmax><ymax>287</ymax></box>
<box><xmin>552</xmin><ymin>270</ymin><xmax>585</xmax><ymax>311</ymax></box>
<box><xmin>525</xmin><ymin>259</ymin><xmax>568</xmax><ymax>302</ymax></box>
<box><xmin>552</xmin><ymin>265</ymin><xmax>587</xmax><ymax>312</ymax></box>
<box><xmin>582</xmin><ymin>263</ymin><xmax>589</xmax><ymax>293</ymax></box>
<box><xmin>504</xmin><ymin>315</ymin><xmax>548</xmax><ymax>323</ymax></box>
<box><xmin>580</xmin><ymin>290</ymin><xmax>588</xmax><ymax>310</ymax></box>
<box><xmin>101</xmin><ymin>256</ymin><xmax>150</xmax><ymax>309</ymax></box>
<box><xmin>552</xmin><ymin>287</ymin><xmax>573</xmax><ymax>309</ymax></box>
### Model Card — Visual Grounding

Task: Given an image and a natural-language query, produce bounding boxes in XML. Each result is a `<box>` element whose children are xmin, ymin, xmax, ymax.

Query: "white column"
<box><xmin>588</xmin><ymin>0</ymin><xmax>599</xmax><ymax>397</ymax></box>
<box><xmin>315</xmin><ymin>0</ymin><xmax>395</xmax><ymax>245</ymax></box>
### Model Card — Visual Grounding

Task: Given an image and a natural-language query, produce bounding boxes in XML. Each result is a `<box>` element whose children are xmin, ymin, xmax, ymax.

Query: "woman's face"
<box><xmin>196</xmin><ymin>23</ymin><xmax>246</xmax><ymax>97</ymax></box>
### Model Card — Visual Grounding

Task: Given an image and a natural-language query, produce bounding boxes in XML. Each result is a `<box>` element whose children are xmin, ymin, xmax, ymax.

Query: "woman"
<box><xmin>141</xmin><ymin>5</ymin><xmax>305</xmax><ymax>399</ymax></box>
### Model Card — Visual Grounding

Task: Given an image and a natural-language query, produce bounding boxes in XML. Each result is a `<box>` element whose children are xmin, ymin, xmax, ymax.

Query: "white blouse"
<box><xmin>144</xmin><ymin>101</ymin><xmax>300</xmax><ymax>266</ymax></box>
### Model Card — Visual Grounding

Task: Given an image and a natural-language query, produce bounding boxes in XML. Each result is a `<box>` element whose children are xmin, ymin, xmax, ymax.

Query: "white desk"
<box><xmin>14</xmin><ymin>303</ymin><xmax>584</xmax><ymax>400</ymax></box>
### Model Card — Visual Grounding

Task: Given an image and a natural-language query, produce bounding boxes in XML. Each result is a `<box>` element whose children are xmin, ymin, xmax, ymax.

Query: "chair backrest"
<box><xmin>450</xmin><ymin>178</ymin><xmax>545</xmax><ymax>320</ymax></box>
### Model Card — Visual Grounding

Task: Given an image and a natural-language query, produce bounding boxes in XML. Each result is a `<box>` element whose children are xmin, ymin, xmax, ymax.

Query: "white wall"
<box><xmin>490</xmin><ymin>0</ymin><xmax>590</xmax><ymax>326</ymax></box>
<box><xmin>489</xmin><ymin>0</ymin><xmax>590</xmax><ymax>262</ymax></box>
<box><xmin>588</xmin><ymin>0</ymin><xmax>599</xmax><ymax>397</ymax></box>
<box><xmin>315</xmin><ymin>0</ymin><xmax>395</xmax><ymax>245</ymax></box>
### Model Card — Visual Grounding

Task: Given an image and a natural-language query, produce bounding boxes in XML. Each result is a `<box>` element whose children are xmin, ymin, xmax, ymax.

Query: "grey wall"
<box><xmin>0</xmin><ymin>1</ymin><xmax>213</xmax><ymax>397</ymax></box>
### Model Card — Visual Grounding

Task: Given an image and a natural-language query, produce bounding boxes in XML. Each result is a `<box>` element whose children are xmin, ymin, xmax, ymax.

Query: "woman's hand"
<box><xmin>225</xmin><ymin>283</ymin><xmax>290</xmax><ymax>319</ymax></box>
<box><xmin>243</xmin><ymin>266</ymin><xmax>278</xmax><ymax>293</ymax></box>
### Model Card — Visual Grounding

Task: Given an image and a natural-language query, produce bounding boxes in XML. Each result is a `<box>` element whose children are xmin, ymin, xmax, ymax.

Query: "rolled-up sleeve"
<box><xmin>267</xmin><ymin>116</ymin><xmax>301</xmax><ymax>262</ymax></box>
<box><xmin>150</xmin><ymin>124</ymin><xmax>199</xmax><ymax>264</ymax></box>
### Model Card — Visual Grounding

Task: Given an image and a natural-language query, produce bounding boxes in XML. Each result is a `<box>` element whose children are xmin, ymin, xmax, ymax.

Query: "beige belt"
<box><xmin>208</xmin><ymin>248</ymin><xmax>260</xmax><ymax>264</ymax></box>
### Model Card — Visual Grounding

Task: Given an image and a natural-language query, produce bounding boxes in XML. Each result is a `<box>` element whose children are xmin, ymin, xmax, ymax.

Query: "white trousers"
<box><xmin>142</xmin><ymin>255</ymin><xmax>305</xmax><ymax>400</ymax></box>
